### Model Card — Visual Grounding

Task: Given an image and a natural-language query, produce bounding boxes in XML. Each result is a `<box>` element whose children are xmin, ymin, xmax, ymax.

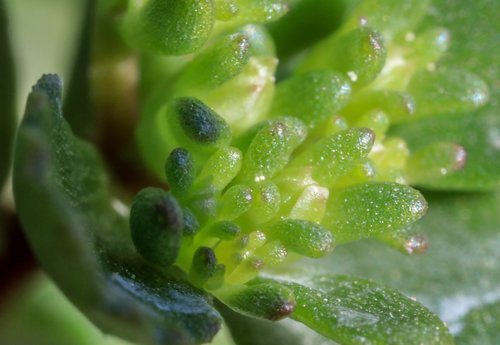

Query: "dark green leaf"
<box><xmin>13</xmin><ymin>75</ymin><xmax>221</xmax><ymax>345</ymax></box>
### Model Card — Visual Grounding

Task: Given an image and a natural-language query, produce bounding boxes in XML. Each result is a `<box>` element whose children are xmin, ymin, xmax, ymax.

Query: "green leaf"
<box><xmin>0</xmin><ymin>0</ymin><xmax>16</xmax><ymax>192</ymax></box>
<box><xmin>264</xmin><ymin>275</ymin><xmax>453</xmax><ymax>345</ymax></box>
<box><xmin>13</xmin><ymin>75</ymin><xmax>221</xmax><ymax>345</ymax></box>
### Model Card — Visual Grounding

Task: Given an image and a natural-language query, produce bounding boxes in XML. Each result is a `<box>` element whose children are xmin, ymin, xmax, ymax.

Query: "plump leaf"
<box><xmin>392</xmin><ymin>113</ymin><xmax>500</xmax><ymax>190</ymax></box>
<box><xmin>0</xmin><ymin>0</ymin><xmax>16</xmax><ymax>191</ymax></box>
<box><xmin>122</xmin><ymin>0</ymin><xmax>215</xmax><ymax>55</ymax></box>
<box><xmin>260</xmin><ymin>275</ymin><xmax>453</xmax><ymax>345</ymax></box>
<box><xmin>322</xmin><ymin>182</ymin><xmax>427</xmax><ymax>243</ymax></box>
<box><xmin>299</xmin><ymin>27</ymin><xmax>387</xmax><ymax>88</ymax></box>
<box><xmin>270</xmin><ymin>71</ymin><xmax>351</xmax><ymax>128</ymax></box>
<box><xmin>13</xmin><ymin>75</ymin><xmax>221</xmax><ymax>345</ymax></box>
<box><xmin>341</xmin><ymin>0</ymin><xmax>431</xmax><ymax>43</ymax></box>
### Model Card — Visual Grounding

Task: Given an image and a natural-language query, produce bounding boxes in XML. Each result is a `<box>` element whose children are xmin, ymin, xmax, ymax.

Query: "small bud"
<box><xmin>189</xmin><ymin>246</ymin><xmax>218</xmax><ymax>288</ymax></box>
<box><xmin>32</xmin><ymin>74</ymin><xmax>63</xmax><ymax>114</ymax></box>
<box><xmin>205</xmin><ymin>221</ymin><xmax>241</xmax><ymax>240</ymax></box>
<box><xmin>130</xmin><ymin>188</ymin><xmax>183</xmax><ymax>266</ymax></box>
<box><xmin>175</xmin><ymin>97</ymin><xmax>231</xmax><ymax>145</ymax></box>
<box><xmin>165</xmin><ymin>148</ymin><xmax>195</xmax><ymax>194</ymax></box>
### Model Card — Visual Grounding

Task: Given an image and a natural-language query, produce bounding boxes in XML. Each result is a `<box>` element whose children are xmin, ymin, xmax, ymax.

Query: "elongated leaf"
<box><xmin>259</xmin><ymin>275</ymin><xmax>453</xmax><ymax>345</ymax></box>
<box><xmin>0</xmin><ymin>0</ymin><xmax>16</xmax><ymax>191</ymax></box>
<box><xmin>13</xmin><ymin>75</ymin><xmax>221</xmax><ymax>345</ymax></box>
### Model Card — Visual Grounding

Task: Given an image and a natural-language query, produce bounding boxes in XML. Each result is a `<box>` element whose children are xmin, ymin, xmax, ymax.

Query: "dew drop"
<box><xmin>404</xmin><ymin>233</ymin><xmax>429</xmax><ymax>254</ymax></box>
<box><xmin>404</xmin><ymin>32</ymin><xmax>416</xmax><ymax>42</ymax></box>
<box><xmin>347</xmin><ymin>71</ymin><xmax>358</xmax><ymax>82</ymax></box>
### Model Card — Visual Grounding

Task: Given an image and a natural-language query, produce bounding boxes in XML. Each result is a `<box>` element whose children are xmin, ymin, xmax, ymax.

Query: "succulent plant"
<box><xmin>2</xmin><ymin>0</ymin><xmax>499</xmax><ymax>344</ymax></box>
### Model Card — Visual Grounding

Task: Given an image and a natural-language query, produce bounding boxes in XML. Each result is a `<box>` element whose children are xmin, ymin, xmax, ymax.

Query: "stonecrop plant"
<box><xmin>3</xmin><ymin>0</ymin><xmax>499</xmax><ymax>344</ymax></box>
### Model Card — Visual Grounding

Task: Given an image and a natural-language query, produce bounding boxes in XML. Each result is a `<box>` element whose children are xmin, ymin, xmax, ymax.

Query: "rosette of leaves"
<box><xmin>10</xmin><ymin>0</ymin><xmax>499</xmax><ymax>345</ymax></box>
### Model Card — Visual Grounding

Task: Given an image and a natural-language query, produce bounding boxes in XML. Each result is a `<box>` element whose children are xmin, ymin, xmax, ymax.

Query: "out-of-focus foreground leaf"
<box><xmin>13</xmin><ymin>75</ymin><xmax>221</xmax><ymax>345</ymax></box>
<box><xmin>0</xmin><ymin>0</ymin><xmax>16</xmax><ymax>191</ymax></box>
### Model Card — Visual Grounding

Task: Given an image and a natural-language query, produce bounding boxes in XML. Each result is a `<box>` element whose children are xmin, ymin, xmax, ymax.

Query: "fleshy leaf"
<box><xmin>407</xmin><ymin>68</ymin><xmax>489</xmax><ymax>119</ymax></box>
<box><xmin>13</xmin><ymin>75</ymin><xmax>221</xmax><ymax>345</ymax></box>
<box><xmin>284</xmin><ymin>128</ymin><xmax>375</xmax><ymax>187</ymax></box>
<box><xmin>266</xmin><ymin>219</ymin><xmax>334</xmax><ymax>258</ymax></box>
<box><xmin>298</xmin><ymin>27</ymin><xmax>386</xmax><ymax>88</ymax></box>
<box><xmin>268</xmin><ymin>275</ymin><xmax>453</xmax><ymax>345</ymax></box>
<box><xmin>175</xmin><ymin>33</ymin><xmax>251</xmax><ymax>95</ymax></box>
<box><xmin>122</xmin><ymin>0</ymin><xmax>215</xmax><ymax>55</ymax></box>
<box><xmin>341</xmin><ymin>0</ymin><xmax>431</xmax><ymax>44</ymax></box>
<box><xmin>392</xmin><ymin>114</ymin><xmax>500</xmax><ymax>190</ymax></box>
<box><xmin>270</xmin><ymin>71</ymin><xmax>351</xmax><ymax>128</ymax></box>
<box><xmin>323</xmin><ymin>182</ymin><xmax>427</xmax><ymax>243</ymax></box>
<box><xmin>0</xmin><ymin>0</ymin><xmax>16</xmax><ymax>191</ymax></box>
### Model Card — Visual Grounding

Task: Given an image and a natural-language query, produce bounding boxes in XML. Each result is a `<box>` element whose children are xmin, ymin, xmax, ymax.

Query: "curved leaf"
<box><xmin>13</xmin><ymin>75</ymin><xmax>221</xmax><ymax>345</ymax></box>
